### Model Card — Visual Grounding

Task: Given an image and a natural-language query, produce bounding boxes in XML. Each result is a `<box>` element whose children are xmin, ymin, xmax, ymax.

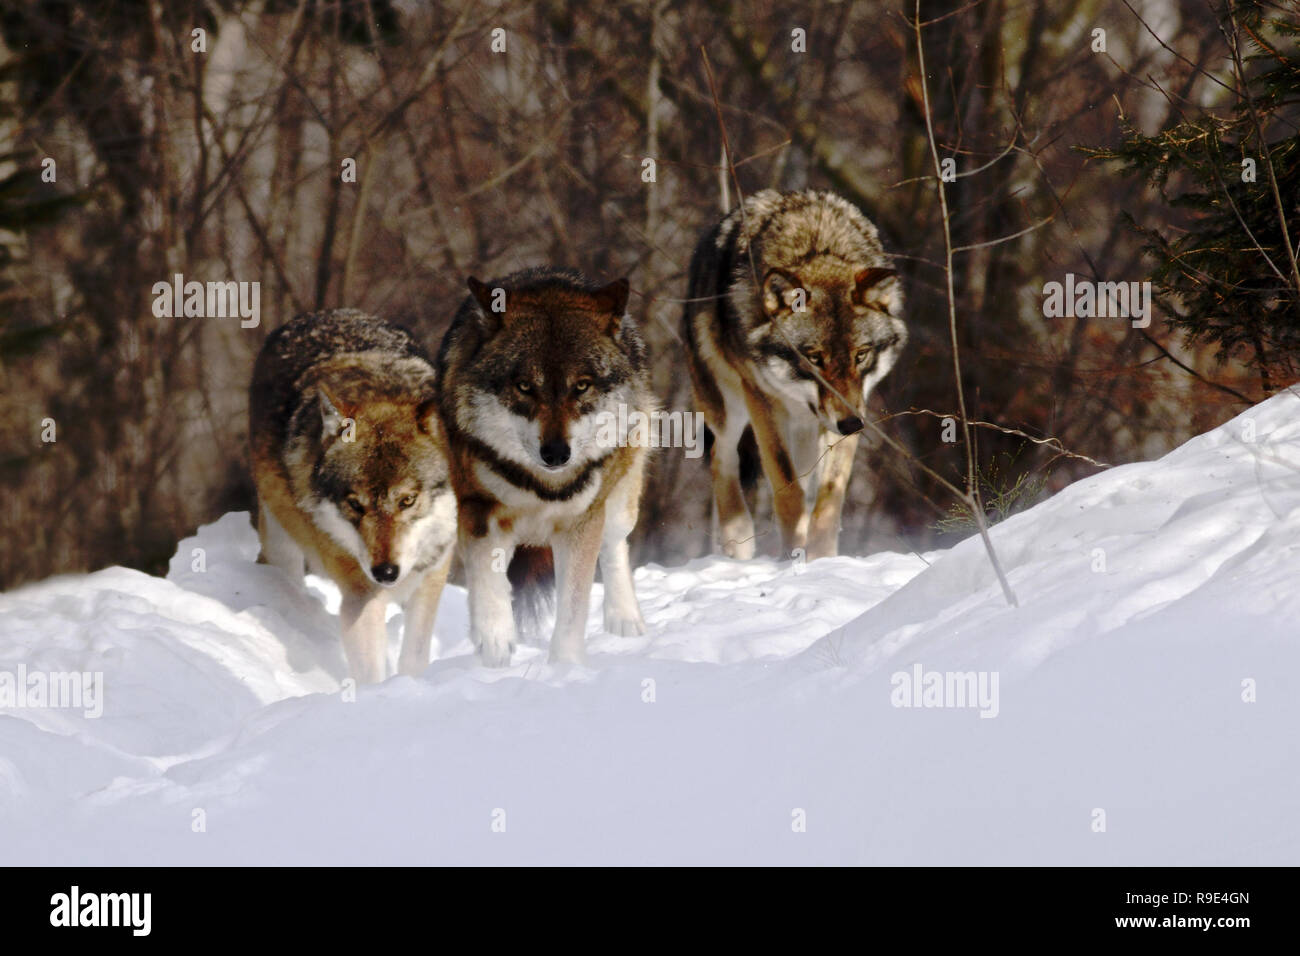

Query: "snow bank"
<box><xmin>2</xmin><ymin>389</ymin><xmax>1298</xmax><ymax>864</ymax></box>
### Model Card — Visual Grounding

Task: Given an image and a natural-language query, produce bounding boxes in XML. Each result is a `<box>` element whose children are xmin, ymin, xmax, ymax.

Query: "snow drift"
<box><xmin>2</xmin><ymin>389</ymin><xmax>1298</xmax><ymax>865</ymax></box>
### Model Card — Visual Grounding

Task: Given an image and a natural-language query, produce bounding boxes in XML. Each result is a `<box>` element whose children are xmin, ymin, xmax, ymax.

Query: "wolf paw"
<box><xmin>604</xmin><ymin>609</ymin><xmax>647</xmax><ymax>637</ymax></box>
<box><xmin>722</xmin><ymin>538</ymin><xmax>755</xmax><ymax>560</ymax></box>
<box><xmin>547</xmin><ymin>644</ymin><xmax>589</xmax><ymax>666</ymax></box>
<box><xmin>475</xmin><ymin>633</ymin><xmax>515</xmax><ymax>668</ymax></box>
<box><xmin>802</xmin><ymin>541</ymin><xmax>838</xmax><ymax>563</ymax></box>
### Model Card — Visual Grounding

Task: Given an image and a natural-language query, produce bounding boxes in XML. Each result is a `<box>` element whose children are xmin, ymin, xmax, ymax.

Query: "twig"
<box><xmin>914</xmin><ymin>0</ymin><xmax>1018</xmax><ymax>606</ymax></box>
<box><xmin>1221</xmin><ymin>0</ymin><xmax>1300</xmax><ymax>296</ymax></box>
<box><xmin>951</xmin><ymin>216</ymin><xmax>1053</xmax><ymax>253</ymax></box>
<box><xmin>887</xmin><ymin>408</ymin><xmax>1112</xmax><ymax>468</ymax></box>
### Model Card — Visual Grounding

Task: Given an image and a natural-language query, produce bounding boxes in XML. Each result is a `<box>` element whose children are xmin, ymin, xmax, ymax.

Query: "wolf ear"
<box><xmin>414</xmin><ymin>393</ymin><xmax>442</xmax><ymax>436</ymax></box>
<box><xmin>591</xmin><ymin>276</ymin><xmax>630</xmax><ymax>321</ymax></box>
<box><xmin>762</xmin><ymin>269</ymin><xmax>806</xmax><ymax>316</ymax></box>
<box><xmin>466</xmin><ymin>276</ymin><xmax>503</xmax><ymax>334</ymax></box>
<box><xmin>318</xmin><ymin>384</ymin><xmax>352</xmax><ymax>440</ymax></box>
<box><xmin>588</xmin><ymin>277</ymin><xmax>630</xmax><ymax>336</ymax></box>
<box><xmin>852</xmin><ymin>267</ymin><xmax>898</xmax><ymax>307</ymax></box>
<box><xmin>467</xmin><ymin>276</ymin><xmax>495</xmax><ymax>312</ymax></box>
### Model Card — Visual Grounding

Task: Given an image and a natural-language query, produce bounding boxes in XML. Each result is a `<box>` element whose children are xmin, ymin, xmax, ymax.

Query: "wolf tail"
<box><xmin>507</xmin><ymin>545</ymin><xmax>555</xmax><ymax>638</ymax></box>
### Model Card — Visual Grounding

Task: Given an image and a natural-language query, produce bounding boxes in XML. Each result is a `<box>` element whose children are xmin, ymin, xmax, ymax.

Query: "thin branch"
<box><xmin>888</xmin><ymin>408</ymin><xmax>1112</xmax><ymax>468</ymax></box>
<box><xmin>1221</xmin><ymin>0</ymin><xmax>1300</xmax><ymax>296</ymax></box>
<box><xmin>914</xmin><ymin>0</ymin><xmax>1018</xmax><ymax>606</ymax></box>
<box><xmin>1118</xmin><ymin>0</ymin><xmax>1238</xmax><ymax>96</ymax></box>
<box><xmin>951</xmin><ymin>216</ymin><xmax>1054</xmax><ymax>253</ymax></box>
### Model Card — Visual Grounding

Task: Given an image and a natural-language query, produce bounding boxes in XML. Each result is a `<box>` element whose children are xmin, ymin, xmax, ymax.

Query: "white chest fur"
<box><xmin>474</xmin><ymin>460</ymin><xmax>602</xmax><ymax>543</ymax></box>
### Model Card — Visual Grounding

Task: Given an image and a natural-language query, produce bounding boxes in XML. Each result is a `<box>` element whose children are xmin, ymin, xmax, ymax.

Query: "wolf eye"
<box><xmin>573</xmin><ymin>380</ymin><xmax>591</xmax><ymax>395</ymax></box>
<box><xmin>398</xmin><ymin>493</ymin><xmax>417</xmax><ymax>509</ymax></box>
<box><xmin>804</xmin><ymin>352</ymin><xmax>825</xmax><ymax>369</ymax></box>
<box><xmin>515</xmin><ymin>380</ymin><xmax>534</xmax><ymax>394</ymax></box>
<box><xmin>345</xmin><ymin>496</ymin><xmax>365</xmax><ymax>516</ymax></box>
<box><xmin>855</xmin><ymin>349</ymin><xmax>872</xmax><ymax>365</ymax></box>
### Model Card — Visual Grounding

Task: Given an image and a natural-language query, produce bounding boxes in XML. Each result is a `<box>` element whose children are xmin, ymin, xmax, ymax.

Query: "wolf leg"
<box><xmin>601</xmin><ymin>464</ymin><xmax>647</xmax><ymax>636</ymax></box>
<box><xmin>396</xmin><ymin>550</ymin><xmax>452</xmax><ymax>677</ymax></box>
<box><xmin>550</xmin><ymin>512</ymin><xmax>605</xmax><ymax>664</ymax></box>
<box><xmin>807</xmin><ymin>431</ymin><xmax>859</xmax><ymax>560</ymax></box>
<box><xmin>339</xmin><ymin>590</ymin><xmax>389</xmax><ymax>684</ymax></box>
<box><xmin>742</xmin><ymin>383</ymin><xmax>808</xmax><ymax>556</ymax></box>
<box><xmin>787</xmin><ymin>417</ymin><xmax>824</xmax><ymax>509</ymax></box>
<box><xmin>257</xmin><ymin>503</ymin><xmax>305</xmax><ymax>581</ymax></box>
<box><xmin>711</xmin><ymin>412</ymin><xmax>757</xmax><ymax>560</ymax></box>
<box><xmin>685</xmin><ymin>328</ymin><xmax>755</xmax><ymax>559</ymax></box>
<box><xmin>462</xmin><ymin>529</ymin><xmax>517</xmax><ymax>667</ymax></box>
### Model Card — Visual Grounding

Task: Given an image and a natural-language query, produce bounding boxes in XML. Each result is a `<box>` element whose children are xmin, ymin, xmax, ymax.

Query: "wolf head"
<box><xmin>747</xmin><ymin>264</ymin><xmax>907</xmax><ymax>435</ymax></box>
<box><xmin>454</xmin><ymin>272</ymin><xmax>642</xmax><ymax>475</ymax></box>
<box><xmin>304</xmin><ymin>383</ymin><xmax>455</xmax><ymax>588</ymax></box>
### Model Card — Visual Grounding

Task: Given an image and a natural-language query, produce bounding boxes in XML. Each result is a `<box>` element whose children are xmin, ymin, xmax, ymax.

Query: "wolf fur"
<box><xmin>436</xmin><ymin>268</ymin><xmax>653</xmax><ymax>666</ymax></box>
<box><xmin>249</xmin><ymin>309</ymin><xmax>457</xmax><ymax>683</ymax></box>
<box><xmin>682</xmin><ymin>189</ymin><xmax>908</xmax><ymax>561</ymax></box>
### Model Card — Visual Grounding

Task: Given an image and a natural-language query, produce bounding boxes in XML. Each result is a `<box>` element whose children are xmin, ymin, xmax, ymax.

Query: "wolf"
<box><xmin>683</xmin><ymin>189</ymin><xmax>908</xmax><ymax>561</ymax></box>
<box><xmin>249</xmin><ymin>309</ymin><xmax>457</xmax><ymax>683</ymax></box>
<box><xmin>436</xmin><ymin>268</ymin><xmax>653</xmax><ymax>667</ymax></box>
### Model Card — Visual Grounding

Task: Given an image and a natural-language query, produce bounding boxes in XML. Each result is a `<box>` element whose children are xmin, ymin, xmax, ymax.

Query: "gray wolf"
<box><xmin>249</xmin><ymin>309</ymin><xmax>457</xmax><ymax>683</ymax></box>
<box><xmin>436</xmin><ymin>268</ymin><xmax>653</xmax><ymax>666</ymax></box>
<box><xmin>682</xmin><ymin>189</ymin><xmax>907</xmax><ymax>561</ymax></box>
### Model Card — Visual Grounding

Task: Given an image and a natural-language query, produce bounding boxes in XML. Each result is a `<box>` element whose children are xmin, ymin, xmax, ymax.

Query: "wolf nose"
<box><xmin>836</xmin><ymin>415</ymin><xmax>864</xmax><ymax>436</ymax></box>
<box><xmin>540</xmin><ymin>439</ymin><xmax>571</xmax><ymax>467</ymax></box>
<box><xmin>371</xmin><ymin>562</ymin><xmax>400</xmax><ymax>584</ymax></box>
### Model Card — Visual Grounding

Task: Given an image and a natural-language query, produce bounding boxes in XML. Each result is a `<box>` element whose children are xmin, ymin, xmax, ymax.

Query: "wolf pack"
<box><xmin>248</xmin><ymin>189</ymin><xmax>909</xmax><ymax>681</ymax></box>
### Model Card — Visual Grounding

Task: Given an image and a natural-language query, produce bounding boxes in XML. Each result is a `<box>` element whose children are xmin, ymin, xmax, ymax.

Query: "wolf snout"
<box><xmin>836</xmin><ymin>415</ymin><xmax>864</xmax><ymax>436</ymax></box>
<box><xmin>540</xmin><ymin>438</ymin><xmax>571</xmax><ymax>467</ymax></box>
<box><xmin>371</xmin><ymin>562</ymin><xmax>400</xmax><ymax>585</ymax></box>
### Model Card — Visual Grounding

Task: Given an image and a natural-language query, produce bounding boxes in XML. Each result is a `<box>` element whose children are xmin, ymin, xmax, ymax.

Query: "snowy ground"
<box><xmin>2</xmin><ymin>390</ymin><xmax>1299</xmax><ymax>865</ymax></box>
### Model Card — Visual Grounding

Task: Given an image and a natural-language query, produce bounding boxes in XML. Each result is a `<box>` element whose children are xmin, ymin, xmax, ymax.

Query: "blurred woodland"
<box><xmin>0</xmin><ymin>0</ymin><xmax>1295</xmax><ymax>589</ymax></box>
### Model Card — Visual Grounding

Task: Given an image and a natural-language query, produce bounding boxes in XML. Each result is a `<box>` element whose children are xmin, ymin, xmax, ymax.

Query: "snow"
<box><xmin>2</xmin><ymin>388</ymin><xmax>1299</xmax><ymax>864</ymax></box>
